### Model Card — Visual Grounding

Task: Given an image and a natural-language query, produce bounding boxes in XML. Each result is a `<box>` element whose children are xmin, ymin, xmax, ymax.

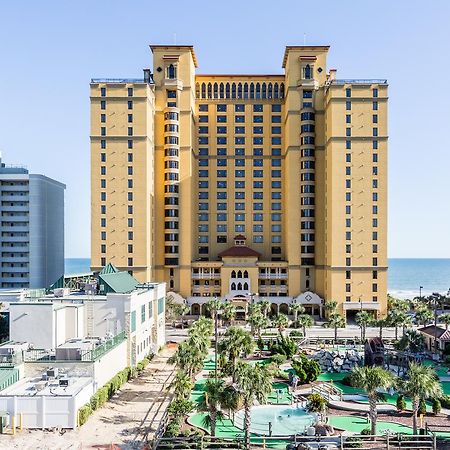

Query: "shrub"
<box><xmin>361</xmin><ymin>427</ymin><xmax>371</xmax><ymax>436</ymax></box>
<box><xmin>289</xmin><ymin>330</ymin><xmax>303</xmax><ymax>337</ymax></box>
<box><xmin>344</xmin><ymin>436</ymin><xmax>363</xmax><ymax>448</ymax></box>
<box><xmin>164</xmin><ymin>420</ymin><xmax>181</xmax><ymax>437</ymax></box>
<box><xmin>273</xmin><ymin>369</ymin><xmax>289</xmax><ymax>380</ymax></box>
<box><xmin>441</xmin><ymin>395</ymin><xmax>450</xmax><ymax>408</ymax></box>
<box><xmin>306</xmin><ymin>393</ymin><xmax>327</xmax><ymax>413</ymax></box>
<box><xmin>270</xmin><ymin>335</ymin><xmax>297</xmax><ymax>359</ymax></box>
<box><xmin>418</xmin><ymin>398</ymin><xmax>427</xmax><ymax>416</ymax></box>
<box><xmin>341</xmin><ymin>373</ymin><xmax>356</xmax><ymax>387</ymax></box>
<box><xmin>292</xmin><ymin>353</ymin><xmax>321</xmax><ymax>384</ymax></box>
<box><xmin>78</xmin><ymin>404</ymin><xmax>92</xmax><ymax>426</ymax></box>
<box><xmin>90</xmin><ymin>392</ymin><xmax>100</xmax><ymax>411</ymax></box>
<box><xmin>396</xmin><ymin>394</ymin><xmax>406</xmax><ymax>412</ymax></box>
<box><xmin>432</xmin><ymin>398</ymin><xmax>441</xmax><ymax>415</ymax></box>
<box><xmin>271</xmin><ymin>354</ymin><xmax>287</xmax><ymax>367</ymax></box>
<box><xmin>256</xmin><ymin>337</ymin><xmax>265</xmax><ymax>351</ymax></box>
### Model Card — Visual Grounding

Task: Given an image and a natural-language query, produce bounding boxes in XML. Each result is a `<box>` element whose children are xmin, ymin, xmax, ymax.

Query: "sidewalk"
<box><xmin>2</xmin><ymin>346</ymin><xmax>177</xmax><ymax>450</ymax></box>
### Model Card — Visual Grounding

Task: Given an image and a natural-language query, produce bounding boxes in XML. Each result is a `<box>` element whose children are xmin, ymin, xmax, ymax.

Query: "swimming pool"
<box><xmin>233</xmin><ymin>404</ymin><xmax>317</xmax><ymax>436</ymax></box>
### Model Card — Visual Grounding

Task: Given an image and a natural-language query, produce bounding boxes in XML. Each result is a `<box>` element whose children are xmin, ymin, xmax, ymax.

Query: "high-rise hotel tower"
<box><xmin>91</xmin><ymin>45</ymin><xmax>388</xmax><ymax>319</ymax></box>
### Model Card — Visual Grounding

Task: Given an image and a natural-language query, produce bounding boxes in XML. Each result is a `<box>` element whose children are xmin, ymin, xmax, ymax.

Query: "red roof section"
<box><xmin>218</xmin><ymin>245</ymin><xmax>261</xmax><ymax>258</ymax></box>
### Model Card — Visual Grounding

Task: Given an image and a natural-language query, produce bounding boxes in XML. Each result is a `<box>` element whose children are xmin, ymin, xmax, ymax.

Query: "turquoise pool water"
<box><xmin>233</xmin><ymin>405</ymin><xmax>316</xmax><ymax>436</ymax></box>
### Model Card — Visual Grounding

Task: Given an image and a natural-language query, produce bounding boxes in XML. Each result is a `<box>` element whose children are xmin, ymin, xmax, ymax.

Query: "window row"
<box><xmin>198</xmin><ymin>126</ymin><xmax>282</xmax><ymax>134</ymax></box>
<box><xmin>199</xmin><ymin>180</ymin><xmax>281</xmax><ymax>189</ymax></box>
<box><xmin>198</xmin><ymin>169</ymin><xmax>282</xmax><ymax>178</ymax></box>
<box><xmin>196</xmin><ymin>82</ymin><xmax>285</xmax><ymax>100</ymax></box>
<box><xmin>199</xmin><ymin>148</ymin><xmax>281</xmax><ymax>156</ymax></box>
<box><xmin>199</xmin><ymin>137</ymin><xmax>281</xmax><ymax>145</ymax></box>
<box><xmin>198</xmin><ymin>213</ymin><xmax>282</xmax><ymax>222</ymax></box>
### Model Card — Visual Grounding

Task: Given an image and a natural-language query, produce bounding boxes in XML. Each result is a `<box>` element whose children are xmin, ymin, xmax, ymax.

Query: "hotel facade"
<box><xmin>90</xmin><ymin>44</ymin><xmax>388</xmax><ymax>319</ymax></box>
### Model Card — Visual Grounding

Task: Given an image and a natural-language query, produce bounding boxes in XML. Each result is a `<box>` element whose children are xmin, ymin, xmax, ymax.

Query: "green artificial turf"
<box><xmin>329</xmin><ymin>415</ymin><xmax>413</xmax><ymax>434</ymax></box>
<box><xmin>317</xmin><ymin>372</ymin><xmax>348</xmax><ymax>382</ymax></box>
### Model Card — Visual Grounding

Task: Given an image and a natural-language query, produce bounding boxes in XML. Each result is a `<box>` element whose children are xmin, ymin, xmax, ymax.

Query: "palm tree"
<box><xmin>206</xmin><ymin>297</ymin><xmax>222</xmax><ymax>323</ymax></box>
<box><xmin>168</xmin><ymin>341</ymin><xmax>204</xmax><ymax>378</ymax></box>
<box><xmin>290</xmin><ymin>303</ymin><xmax>305</xmax><ymax>325</ymax></box>
<box><xmin>371</xmin><ymin>317</ymin><xmax>388</xmax><ymax>340</ymax></box>
<box><xmin>352</xmin><ymin>366</ymin><xmax>394</xmax><ymax>435</ymax></box>
<box><xmin>218</xmin><ymin>327</ymin><xmax>255</xmax><ymax>379</ymax></box>
<box><xmin>171</xmin><ymin>370</ymin><xmax>194</xmax><ymax>400</ymax></box>
<box><xmin>273</xmin><ymin>313</ymin><xmax>289</xmax><ymax>334</ymax></box>
<box><xmin>297</xmin><ymin>314</ymin><xmax>314</xmax><ymax>337</ymax></box>
<box><xmin>387</xmin><ymin>309</ymin><xmax>407</xmax><ymax>340</ymax></box>
<box><xmin>398</xmin><ymin>362</ymin><xmax>443</xmax><ymax>435</ymax></box>
<box><xmin>258</xmin><ymin>299</ymin><xmax>270</xmax><ymax>317</ymax></box>
<box><xmin>355</xmin><ymin>311</ymin><xmax>372</xmax><ymax>342</ymax></box>
<box><xmin>415</xmin><ymin>306</ymin><xmax>433</xmax><ymax>326</ymax></box>
<box><xmin>221</xmin><ymin>302</ymin><xmax>236</xmax><ymax>326</ymax></box>
<box><xmin>248</xmin><ymin>310</ymin><xmax>270</xmax><ymax>339</ymax></box>
<box><xmin>234</xmin><ymin>362</ymin><xmax>272</xmax><ymax>449</ymax></box>
<box><xmin>327</xmin><ymin>312</ymin><xmax>346</xmax><ymax>342</ymax></box>
<box><xmin>440</xmin><ymin>313</ymin><xmax>450</xmax><ymax>330</ymax></box>
<box><xmin>197</xmin><ymin>378</ymin><xmax>239</xmax><ymax>436</ymax></box>
<box><xmin>324</xmin><ymin>300</ymin><xmax>338</xmax><ymax>315</ymax></box>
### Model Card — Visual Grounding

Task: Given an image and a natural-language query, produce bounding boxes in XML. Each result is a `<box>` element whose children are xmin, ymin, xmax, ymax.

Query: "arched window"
<box><xmin>231</xmin><ymin>282</ymin><xmax>236</xmax><ymax>290</ymax></box>
<box><xmin>237</xmin><ymin>282</ymin><xmax>243</xmax><ymax>290</ymax></box>
<box><xmin>225</xmin><ymin>83</ymin><xmax>230</xmax><ymax>99</ymax></box>
<box><xmin>231</xmin><ymin>270</ymin><xmax>236</xmax><ymax>278</ymax></box>
<box><xmin>274</xmin><ymin>83</ymin><xmax>279</xmax><ymax>99</ymax></box>
<box><xmin>243</xmin><ymin>83</ymin><xmax>249</xmax><ymax>99</ymax></box>
<box><xmin>256</xmin><ymin>83</ymin><xmax>261</xmax><ymax>99</ymax></box>
<box><xmin>243</xmin><ymin>270</ymin><xmax>248</xmax><ymax>278</ymax></box>
<box><xmin>262</xmin><ymin>83</ymin><xmax>267</xmax><ymax>99</ymax></box>
<box><xmin>168</xmin><ymin>64</ymin><xmax>176</xmax><ymax>79</ymax></box>
<box><xmin>219</xmin><ymin>83</ymin><xmax>224</xmax><ymax>98</ymax></box>
<box><xmin>268</xmin><ymin>83</ymin><xmax>273</xmax><ymax>99</ymax></box>
<box><xmin>195</xmin><ymin>83</ymin><xmax>200</xmax><ymax>98</ymax></box>
<box><xmin>207</xmin><ymin>83</ymin><xmax>212</xmax><ymax>99</ymax></box>
<box><xmin>238</xmin><ymin>83</ymin><xmax>242</xmax><ymax>99</ymax></box>
<box><xmin>201</xmin><ymin>83</ymin><xmax>206</xmax><ymax>99</ymax></box>
<box><xmin>304</xmin><ymin>64</ymin><xmax>312</xmax><ymax>80</ymax></box>
<box><xmin>250</xmin><ymin>83</ymin><xmax>255</xmax><ymax>99</ymax></box>
<box><xmin>237</xmin><ymin>270</ymin><xmax>243</xmax><ymax>278</ymax></box>
<box><xmin>280</xmin><ymin>83</ymin><xmax>285</xmax><ymax>99</ymax></box>
<box><xmin>213</xmin><ymin>83</ymin><xmax>218</xmax><ymax>99</ymax></box>
<box><xmin>243</xmin><ymin>282</ymin><xmax>249</xmax><ymax>291</ymax></box>
<box><xmin>232</xmin><ymin>83</ymin><xmax>236</xmax><ymax>99</ymax></box>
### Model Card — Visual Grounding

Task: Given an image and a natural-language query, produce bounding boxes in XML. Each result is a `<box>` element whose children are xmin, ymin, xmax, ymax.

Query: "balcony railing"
<box><xmin>91</xmin><ymin>78</ymin><xmax>154</xmax><ymax>84</ymax></box>
<box><xmin>258</xmin><ymin>273</ymin><xmax>288</xmax><ymax>279</ymax></box>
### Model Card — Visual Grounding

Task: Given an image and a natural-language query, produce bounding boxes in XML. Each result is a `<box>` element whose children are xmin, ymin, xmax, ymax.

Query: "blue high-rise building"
<box><xmin>0</xmin><ymin>156</ymin><xmax>65</xmax><ymax>289</ymax></box>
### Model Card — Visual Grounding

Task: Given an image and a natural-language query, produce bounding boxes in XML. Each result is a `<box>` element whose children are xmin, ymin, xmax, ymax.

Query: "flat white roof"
<box><xmin>0</xmin><ymin>376</ymin><xmax>92</xmax><ymax>397</ymax></box>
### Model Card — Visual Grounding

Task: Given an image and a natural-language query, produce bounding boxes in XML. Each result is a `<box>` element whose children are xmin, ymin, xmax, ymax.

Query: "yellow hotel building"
<box><xmin>90</xmin><ymin>44</ymin><xmax>388</xmax><ymax>320</ymax></box>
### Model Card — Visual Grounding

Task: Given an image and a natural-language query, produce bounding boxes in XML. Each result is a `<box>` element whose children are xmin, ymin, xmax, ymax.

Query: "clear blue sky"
<box><xmin>1</xmin><ymin>0</ymin><xmax>449</xmax><ymax>258</ymax></box>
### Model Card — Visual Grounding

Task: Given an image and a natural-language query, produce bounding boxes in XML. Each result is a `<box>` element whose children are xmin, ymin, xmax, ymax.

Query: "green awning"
<box><xmin>98</xmin><ymin>271</ymin><xmax>139</xmax><ymax>294</ymax></box>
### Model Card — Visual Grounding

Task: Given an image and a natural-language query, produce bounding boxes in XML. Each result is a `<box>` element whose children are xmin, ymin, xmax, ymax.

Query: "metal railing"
<box><xmin>91</xmin><ymin>78</ymin><xmax>154</xmax><ymax>84</ymax></box>
<box><xmin>333</xmin><ymin>78</ymin><xmax>388</xmax><ymax>84</ymax></box>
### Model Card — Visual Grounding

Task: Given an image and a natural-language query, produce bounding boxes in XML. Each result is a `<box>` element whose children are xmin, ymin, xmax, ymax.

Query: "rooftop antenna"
<box><xmin>303</xmin><ymin>33</ymin><xmax>307</xmax><ymax>45</ymax></box>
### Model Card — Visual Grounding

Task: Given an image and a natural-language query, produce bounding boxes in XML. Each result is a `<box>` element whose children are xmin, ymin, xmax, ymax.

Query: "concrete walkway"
<box><xmin>3</xmin><ymin>346</ymin><xmax>177</xmax><ymax>450</ymax></box>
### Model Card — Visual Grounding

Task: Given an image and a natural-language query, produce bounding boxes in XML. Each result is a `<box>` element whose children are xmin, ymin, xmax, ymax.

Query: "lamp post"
<box><xmin>213</xmin><ymin>296</ymin><xmax>222</xmax><ymax>382</ymax></box>
<box><xmin>419</xmin><ymin>286</ymin><xmax>423</xmax><ymax>303</ymax></box>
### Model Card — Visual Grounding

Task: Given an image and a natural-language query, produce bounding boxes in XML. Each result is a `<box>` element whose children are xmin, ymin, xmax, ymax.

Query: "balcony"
<box><xmin>192</xmin><ymin>273</ymin><xmax>220</xmax><ymax>280</ymax></box>
<box><xmin>258</xmin><ymin>273</ymin><xmax>288</xmax><ymax>280</ymax></box>
<box><xmin>333</xmin><ymin>79</ymin><xmax>387</xmax><ymax>85</ymax></box>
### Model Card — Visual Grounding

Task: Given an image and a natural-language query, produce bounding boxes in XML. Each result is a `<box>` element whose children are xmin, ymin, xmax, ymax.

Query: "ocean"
<box><xmin>65</xmin><ymin>258</ymin><xmax>450</xmax><ymax>300</ymax></box>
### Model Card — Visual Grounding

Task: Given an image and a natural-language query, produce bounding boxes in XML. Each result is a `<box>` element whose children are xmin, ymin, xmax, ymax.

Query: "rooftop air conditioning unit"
<box><xmin>47</xmin><ymin>368</ymin><xmax>59</xmax><ymax>379</ymax></box>
<box><xmin>59</xmin><ymin>377</ymin><xmax>71</xmax><ymax>387</ymax></box>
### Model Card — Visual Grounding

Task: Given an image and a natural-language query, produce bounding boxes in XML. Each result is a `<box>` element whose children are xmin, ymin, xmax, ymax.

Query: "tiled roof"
<box><xmin>218</xmin><ymin>245</ymin><xmax>261</xmax><ymax>258</ymax></box>
<box><xmin>99</xmin><ymin>271</ymin><xmax>138</xmax><ymax>294</ymax></box>
<box><xmin>418</xmin><ymin>325</ymin><xmax>450</xmax><ymax>340</ymax></box>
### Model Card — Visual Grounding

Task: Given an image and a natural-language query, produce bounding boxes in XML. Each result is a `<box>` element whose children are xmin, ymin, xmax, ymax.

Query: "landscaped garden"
<box><xmin>159</xmin><ymin>297</ymin><xmax>450</xmax><ymax>449</ymax></box>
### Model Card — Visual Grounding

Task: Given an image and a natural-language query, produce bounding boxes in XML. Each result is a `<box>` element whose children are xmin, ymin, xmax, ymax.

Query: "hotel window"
<box><xmin>373</xmin><ymin>284</ymin><xmax>378</xmax><ymax>292</ymax></box>
<box><xmin>345</xmin><ymin>296</ymin><xmax>351</xmax><ymax>302</ymax></box>
<box><xmin>101</xmin><ymin>179</ymin><xmax>106</xmax><ymax>188</ymax></box>
<box><xmin>217</xmin><ymin>192</ymin><xmax>227</xmax><ymax>199</ymax></box>
<box><xmin>128</xmin><ymin>100</ymin><xmax>133</xmax><ymax>109</ymax></box>
<box><xmin>128</xmin><ymin>244</ymin><xmax>133</xmax><ymax>253</ymax></box>
<box><xmin>346</xmin><ymin>231</ymin><xmax>351</xmax><ymax>240</ymax></box>
<box><xmin>101</xmin><ymin>244</ymin><xmax>106</xmax><ymax>254</ymax></box>
<box><xmin>346</xmin><ymin>153</ymin><xmax>351</xmax><ymax>163</ymax></box>
<box><xmin>373</xmin><ymin>88</ymin><xmax>378</xmax><ymax>97</ymax></box>
<box><xmin>373</xmin><ymin>193</ymin><xmax>378</xmax><ymax>201</ymax></box>
<box><xmin>101</xmin><ymin>127</ymin><xmax>106</xmax><ymax>136</ymax></box>
<box><xmin>253</xmin><ymin>116</ymin><xmax>263</xmax><ymax>123</ymax></box>
<box><xmin>101</xmin><ymin>192</ymin><xmax>106</xmax><ymax>201</ymax></box>
<box><xmin>373</xmin><ymin>140</ymin><xmax>378</xmax><ymax>149</ymax></box>
<box><xmin>272</xmin><ymin>170</ymin><xmax>281</xmax><ymax>178</ymax></box>
<box><xmin>253</xmin><ymin>148</ymin><xmax>263</xmax><ymax>156</ymax></box>
<box><xmin>373</xmin><ymin>167</ymin><xmax>378</xmax><ymax>175</ymax></box>
<box><xmin>254</xmin><ymin>224</ymin><xmax>263</xmax><ymax>232</ymax></box>
<box><xmin>128</xmin><ymin>231</ymin><xmax>133</xmax><ymax>240</ymax></box>
<box><xmin>373</xmin><ymin>205</ymin><xmax>378</xmax><ymax>214</ymax></box>
<box><xmin>101</xmin><ymin>218</ymin><xmax>106</xmax><ymax>227</ymax></box>
<box><xmin>303</xmin><ymin>90</ymin><xmax>313</xmax><ymax>98</ymax></box>
<box><xmin>253</xmin><ymin>104</ymin><xmax>263</xmax><ymax>112</ymax></box>
<box><xmin>345</xmin><ymin>180</ymin><xmax>351</xmax><ymax>188</ymax></box>
<box><xmin>100</xmin><ymin>166</ymin><xmax>106</xmax><ymax>175</ymax></box>
<box><xmin>272</xmin><ymin>137</ymin><xmax>281</xmax><ymax>145</ymax></box>
<box><xmin>346</xmin><ymin>271</ymin><xmax>351</xmax><ymax>279</ymax></box>
<box><xmin>199</xmin><ymin>192</ymin><xmax>208</xmax><ymax>200</ymax></box>
<box><xmin>346</xmin><ymin>140</ymin><xmax>351</xmax><ymax>149</ymax></box>
<box><xmin>272</xmin><ymin>148</ymin><xmax>281</xmax><ymax>156</ymax></box>
<box><xmin>198</xmin><ymin>148</ymin><xmax>208</xmax><ymax>156</ymax></box>
<box><xmin>199</xmin><ymin>104</ymin><xmax>208</xmax><ymax>112</ymax></box>
<box><xmin>254</xmin><ymin>181</ymin><xmax>263</xmax><ymax>188</ymax></box>
<box><xmin>100</xmin><ymin>153</ymin><xmax>106</xmax><ymax>162</ymax></box>
<box><xmin>272</xmin><ymin>104</ymin><xmax>281</xmax><ymax>112</ymax></box>
<box><xmin>271</xmin><ymin>213</ymin><xmax>281</xmax><ymax>221</ymax></box>
<box><xmin>253</xmin><ymin>203</ymin><xmax>263</xmax><ymax>210</ymax></box>
<box><xmin>373</xmin><ymin>231</ymin><xmax>378</xmax><ymax>240</ymax></box>
<box><xmin>100</xmin><ymin>87</ymin><xmax>106</xmax><ymax>96</ymax></box>
<box><xmin>217</xmin><ymin>203</ymin><xmax>227</xmax><ymax>210</ymax></box>
<box><xmin>272</xmin><ymin>116</ymin><xmax>281</xmax><ymax>123</ymax></box>
<box><xmin>128</xmin><ymin>114</ymin><xmax>133</xmax><ymax>123</ymax></box>
<box><xmin>101</xmin><ymin>205</ymin><xmax>106</xmax><ymax>214</ymax></box>
<box><xmin>217</xmin><ymin>213</ymin><xmax>227</xmax><ymax>221</ymax></box>
<box><xmin>235</xmin><ymin>159</ymin><xmax>245</xmax><ymax>167</ymax></box>
<box><xmin>373</xmin><ymin>218</ymin><xmax>378</xmax><ymax>227</ymax></box>
<box><xmin>373</xmin><ymin>257</ymin><xmax>378</xmax><ymax>266</ymax></box>
<box><xmin>199</xmin><ymin>115</ymin><xmax>208</xmax><ymax>123</ymax></box>
<box><xmin>272</xmin><ymin>203</ymin><xmax>281</xmax><ymax>210</ymax></box>
<box><xmin>100</xmin><ymin>100</ymin><xmax>106</xmax><ymax>109</ymax></box>
<box><xmin>199</xmin><ymin>126</ymin><xmax>208</xmax><ymax>134</ymax></box>
<box><xmin>253</xmin><ymin>236</ymin><xmax>263</xmax><ymax>243</ymax></box>
<box><xmin>346</xmin><ymin>101</ymin><xmax>351</xmax><ymax>110</ymax></box>
<box><xmin>101</xmin><ymin>139</ymin><xmax>106</xmax><ymax>149</ymax></box>
<box><xmin>101</xmin><ymin>114</ymin><xmax>106</xmax><ymax>123</ymax></box>
<box><xmin>235</xmin><ymin>213</ymin><xmax>245</xmax><ymax>221</ymax></box>
<box><xmin>272</xmin><ymin>126</ymin><xmax>281</xmax><ymax>134</ymax></box>
<box><xmin>346</xmin><ymin>193</ymin><xmax>351</xmax><ymax>201</ymax></box>
<box><xmin>235</xmin><ymin>137</ymin><xmax>245</xmax><ymax>145</ymax></box>
<box><xmin>373</xmin><ymin>128</ymin><xmax>378</xmax><ymax>137</ymax></box>
<box><xmin>198</xmin><ymin>214</ymin><xmax>208</xmax><ymax>221</ymax></box>
<box><xmin>346</xmin><ymin>206</ymin><xmax>351</xmax><ymax>214</ymax></box>
<box><xmin>346</xmin><ymin>167</ymin><xmax>351</xmax><ymax>176</ymax></box>
<box><xmin>254</xmin><ymin>159</ymin><xmax>263</xmax><ymax>167</ymax></box>
<box><xmin>217</xmin><ymin>236</ymin><xmax>227</xmax><ymax>243</ymax></box>
<box><xmin>128</xmin><ymin>218</ymin><xmax>133</xmax><ymax>227</ymax></box>
<box><xmin>235</xmin><ymin>203</ymin><xmax>245</xmax><ymax>210</ymax></box>
<box><xmin>101</xmin><ymin>231</ymin><xmax>106</xmax><ymax>240</ymax></box>
<box><xmin>373</xmin><ymin>101</ymin><xmax>378</xmax><ymax>110</ymax></box>
<box><xmin>235</xmin><ymin>170</ymin><xmax>245</xmax><ymax>178</ymax></box>
<box><xmin>199</xmin><ymin>203</ymin><xmax>209</xmax><ymax>210</ymax></box>
<box><xmin>199</xmin><ymin>181</ymin><xmax>208</xmax><ymax>189</ymax></box>
<box><xmin>253</xmin><ymin>192</ymin><xmax>263</xmax><ymax>199</ymax></box>
<box><xmin>235</xmin><ymin>224</ymin><xmax>245</xmax><ymax>232</ymax></box>
<box><xmin>345</xmin><ymin>88</ymin><xmax>351</xmax><ymax>97</ymax></box>
<box><xmin>217</xmin><ymin>170</ymin><xmax>227</xmax><ymax>177</ymax></box>
<box><xmin>346</xmin><ymin>114</ymin><xmax>351</xmax><ymax>123</ymax></box>
<box><xmin>235</xmin><ymin>181</ymin><xmax>244</xmax><ymax>188</ymax></box>
<box><xmin>128</xmin><ymin>166</ymin><xmax>133</xmax><ymax>175</ymax></box>
<box><xmin>272</xmin><ymin>192</ymin><xmax>282</xmax><ymax>199</ymax></box>
<box><xmin>217</xmin><ymin>224</ymin><xmax>227</xmax><ymax>232</ymax></box>
<box><xmin>373</xmin><ymin>270</ymin><xmax>378</xmax><ymax>279</ymax></box>
<box><xmin>217</xmin><ymin>104</ymin><xmax>227</xmax><ymax>112</ymax></box>
<box><xmin>346</xmin><ymin>257</ymin><xmax>351</xmax><ymax>266</ymax></box>
<box><xmin>253</xmin><ymin>126</ymin><xmax>263</xmax><ymax>134</ymax></box>
<box><xmin>373</xmin><ymin>244</ymin><xmax>378</xmax><ymax>253</ymax></box>
<box><xmin>253</xmin><ymin>213</ymin><xmax>263</xmax><ymax>221</ymax></box>
<box><xmin>235</xmin><ymin>115</ymin><xmax>245</xmax><ymax>123</ymax></box>
<box><xmin>236</xmin><ymin>192</ymin><xmax>245</xmax><ymax>199</ymax></box>
<box><xmin>199</xmin><ymin>236</ymin><xmax>208</xmax><ymax>243</ymax></box>
<box><xmin>199</xmin><ymin>170</ymin><xmax>209</xmax><ymax>178</ymax></box>
<box><xmin>235</xmin><ymin>104</ymin><xmax>245</xmax><ymax>112</ymax></box>
<box><xmin>373</xmin><ymin>114</ymin><xmax>378</xmax><ymax>123</ymax></box>
<box><xmin>373</xmin><ymin>154</ymin><xmax>378</xmax><ymax>163</ymax></box>
<box><xmin>128</xmin><ymin>258</ymin><xmax>133</xmax><ymax>266</ymax></box>
<box><xmin>217</xmin><ymin>126</ymin><xmax>227</xmax><ymax>134</ymax></box>
<box><xmin>346</xmin><ymin>244</ymin><xmax>351</xmax><ymax>253</ymax></box>
<box><xmin>128</xmin><ymin>205</ymin><xmax>133</xmax><ymax>214</ymax></box>
<box><xmin>128</xmin><ymin>180</ymin><xmax>133</xmax><ymax>188</ymax></box>
<box><xmin>254</xmin><ymin>170</ymin><xmax>263</xmax><ymax>178</ymax></box>
<box><xmin>217</xmin><ymin>181</ymin><xmax>227</xmax><ymax>189</ymax></box>
<box><xmin>346</xmin><ymin>284</ymin><xmax>351</xmax><ymax>293</ymax></box>
<box><xmin>128</xmin><ymin>87</ymin><xmax>133</xmax><ymax>97</ymax></box>
<box><xmin>235</xmin><ymin>126</ymin><xmax>245</xmax><ymax>134</ymax></box>
<box><xmin>346</xmin><ymin>219</ymin><xmax>351</xmax><ymax>227</ymax></box>
<box><xmin>167</xmin><ymin>90</ymin><xmax>176</xmax><ymax>98</ymax></box>
<box><xmin>346</xmin><ymin>128</ymin><xmax>351</xmax><ymax>137</ymax></box>
<box><xmin>199</xmin><ymin>159</ymin><xmax>209</xmax><ymax>166</ymax></box>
